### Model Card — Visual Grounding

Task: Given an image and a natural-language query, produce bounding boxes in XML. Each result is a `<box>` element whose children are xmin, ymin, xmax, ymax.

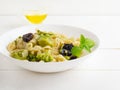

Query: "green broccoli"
<box><xmin>36</xmin><ymin>53</ymin><xmax>53</xmax><ymax>62</ymax></box>
<box><xmin>11</xmin><ymin>49</ymin><xmax>28</xmax><ymax>60</ymax></box>
<box><xmin>37</xmin><ymin>36</ymin><xmax>53</xmax><ymax>47</ymax></box>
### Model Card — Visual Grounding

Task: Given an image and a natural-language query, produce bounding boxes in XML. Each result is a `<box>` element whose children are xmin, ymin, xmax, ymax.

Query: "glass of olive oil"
<box><xmin>24</xmin><ymin>10</ymin><xmax>47</xmax><ymax>24</ymax></box>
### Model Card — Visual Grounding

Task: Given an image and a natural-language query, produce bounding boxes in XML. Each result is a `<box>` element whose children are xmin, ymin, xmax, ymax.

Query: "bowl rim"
<box><xmin>0</xmin><ymin>24</ymin><xmax>100</xmax><ymax>64</ymax></box>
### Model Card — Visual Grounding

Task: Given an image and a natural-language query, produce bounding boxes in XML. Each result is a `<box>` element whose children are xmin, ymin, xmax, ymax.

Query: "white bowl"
<box><xmin>0</xmin><ymin>24</ymin><xmax>100</xmax><ymax>73</ymax></box>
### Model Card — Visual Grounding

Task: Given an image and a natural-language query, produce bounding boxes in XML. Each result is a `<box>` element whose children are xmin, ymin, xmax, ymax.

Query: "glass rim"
<box><xmin>23</xmin><ymin>10</ymin><xmax>47</xmax><ymax>15</ymax></box>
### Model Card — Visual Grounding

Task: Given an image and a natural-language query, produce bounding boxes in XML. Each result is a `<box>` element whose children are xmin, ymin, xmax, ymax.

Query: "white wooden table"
<box><xmin>0</xmin><ymin>16</ymin><xmax>120</xmax><ymax>90</ymax></box>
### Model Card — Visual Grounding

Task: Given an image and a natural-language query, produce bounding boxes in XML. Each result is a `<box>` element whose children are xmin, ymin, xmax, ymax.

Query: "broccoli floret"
<box><xmin>37</xmin><ymin>36</ymin><xmax>53</xmax><ymax>47</ymax></box>
<box><xmin>36</xmin><ymin>53</ymin><xmax>53</xmax><ymax>62</ymax></box>
<box><xmin>11</xmin><ymin>50</ymin><xmax>28</xmax><ymax>60</ymax></box>
<box><xmin>27</xmin><ymin>53</ymin><xmax>39</xmax><ymax>62</ymax></box>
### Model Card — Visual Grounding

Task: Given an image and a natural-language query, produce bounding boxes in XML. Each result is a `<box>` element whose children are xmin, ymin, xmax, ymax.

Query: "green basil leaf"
<box><xmin>80</xmin><ymin>34</ymin><xmax>86</xmax><ymax>45</ymax></box>
<box><xmin>71</xmin><ymin>34</ymin><xmax>95</xmax><ymax>57</ymax></box>
<box><xmin>84</xmin><ymin>44</ymin><xmax>91</xmax><ymax>52</ymax></box>
<box><xmin>71</xmin><ymin>46</ymin><xmax>82</xmax><ymax>57</ymax></box>
<box><xmin>85</xmin><ymin>38</ymin><xmax>95</xmax><ymax>48</ymax></box>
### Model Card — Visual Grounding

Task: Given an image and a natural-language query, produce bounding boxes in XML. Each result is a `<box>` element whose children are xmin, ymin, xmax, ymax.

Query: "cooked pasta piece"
<box><xmin>53</xmin><ymin>55</ymin><xmax>66</xmax><ymax>62</ymax></box>
<box><xmin>7</xmin><ymin>41</ymin><xmax>16</xmax><ymax>52</ymax></box>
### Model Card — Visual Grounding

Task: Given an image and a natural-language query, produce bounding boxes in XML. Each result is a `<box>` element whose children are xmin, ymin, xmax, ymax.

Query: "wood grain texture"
<box><xmin>0</xmin><ymin>70</ymin><xmax>120</xmax><ymax>90</ymax></box>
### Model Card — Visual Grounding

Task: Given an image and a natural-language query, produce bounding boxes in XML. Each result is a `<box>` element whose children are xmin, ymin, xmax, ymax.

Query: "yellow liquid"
<box><xmin>25</xmin><ymin>14</ymin><xmax>47</xmax><ymax>24</ymax></box>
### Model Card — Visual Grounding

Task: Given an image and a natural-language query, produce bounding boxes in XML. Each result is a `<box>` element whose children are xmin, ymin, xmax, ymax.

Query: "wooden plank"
<box><xmin>0</xmin><ymin>70</ymin><xmax>120</xmax><ymax>90</ymax></box>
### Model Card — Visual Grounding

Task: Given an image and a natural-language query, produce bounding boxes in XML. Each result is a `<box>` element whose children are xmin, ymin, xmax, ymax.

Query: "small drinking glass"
<box><xmin>24</xmin><ymin>10</ymin><xmax>47</xmax><ymax>26</ymax></box>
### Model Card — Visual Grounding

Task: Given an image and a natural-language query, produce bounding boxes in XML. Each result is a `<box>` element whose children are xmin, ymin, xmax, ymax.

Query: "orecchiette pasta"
<box><xmin>7</xmin><ymin>30</ymin><xmax>81</xmax><ymax>62</ymax></box>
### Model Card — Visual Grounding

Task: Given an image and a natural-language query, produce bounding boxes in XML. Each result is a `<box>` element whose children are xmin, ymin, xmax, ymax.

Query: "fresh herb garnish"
<box><xmin>71</xmin><ymin>34</ymin><xmax>95</xmax><ymax>57</ymax></box>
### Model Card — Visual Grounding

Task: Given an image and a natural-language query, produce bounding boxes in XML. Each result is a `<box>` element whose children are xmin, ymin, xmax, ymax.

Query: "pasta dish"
<box><xmin>7</xmin><ymin>30</ymin><xmax>95</xmax><ymax>62</ymax></box>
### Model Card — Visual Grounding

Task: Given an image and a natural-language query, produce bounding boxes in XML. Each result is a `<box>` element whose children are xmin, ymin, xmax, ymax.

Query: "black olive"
<box><xmin>63</xmin><ymin>43</ymin><xmax>73</xmax><ymax>51</ymax></box>
<box><xmin>60</xmin><ymin>49</ymin><xmax>67</xmax><ymax>56</ymax></box>
<box><xmin>67</xmin><ymin>50</ymin><xmax>72</xmax><ymax>56</ymax></box>
<box><xmin>60</xmin><ymin>43</ymin><xmax>74</xmax><ymax>56</ymax></box>
<box><xmin>70</xmin><ymin>56</ymin><xmax>77</xmax><ymax>60</ymax></box>
<box><xmin>60</xmin><ymin>49</ymin><xmax>72</xmax><ymax>56</ymax></box>
<box><xmin>22</xmin><ymin>33</ymin><xmax>33</xmax><ymax>42</ymax></box>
